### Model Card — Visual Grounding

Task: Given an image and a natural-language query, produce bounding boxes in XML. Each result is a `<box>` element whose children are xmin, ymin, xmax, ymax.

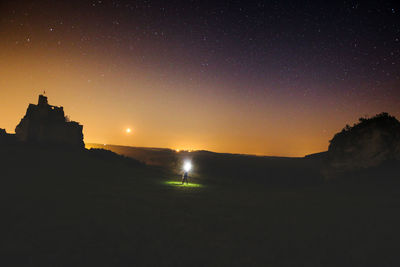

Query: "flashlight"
<box><xmin>183</xmin><ymin>161</ymin><xmax>192</xmax><ymax>172</ymax></box>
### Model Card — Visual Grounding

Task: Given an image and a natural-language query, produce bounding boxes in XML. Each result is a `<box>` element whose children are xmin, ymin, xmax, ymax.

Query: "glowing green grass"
<box><xmin>164</xmin><ymin>181</ymin><xmax>203</xmax><ymax>188</ymax></box>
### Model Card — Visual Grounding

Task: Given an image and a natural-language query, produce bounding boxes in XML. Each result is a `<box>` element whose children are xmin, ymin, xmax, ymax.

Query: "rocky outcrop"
<box><xmin>0</xmin><ymin>128</ymin><xmax>8</xmax><ymax>144</ymax></box>
<box><xmin>15</xmin><ymin>95</ymin><xmax>84</xmax><ymax>148</ymax></box>
<box><xmin>0</xmin><ymin>128</ymin><xmax>16</xmax><ymax>145</ymax></box>
<box><xmin>327</xmin><ymin>113</ymin><xmax>400</xmax><ymax>171</ymax></box>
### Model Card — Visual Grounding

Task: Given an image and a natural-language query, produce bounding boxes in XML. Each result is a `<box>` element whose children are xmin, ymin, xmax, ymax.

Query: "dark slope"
<box><xmin>1</xmin><ymin>145</ymin><xmax>400</xmax><ymax>266</ymax></box>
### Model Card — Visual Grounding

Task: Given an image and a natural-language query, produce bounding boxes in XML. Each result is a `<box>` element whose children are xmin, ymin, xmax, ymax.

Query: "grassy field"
<box><xmin>1</xmin><ymin>145</ymin><xmax>400</xmax><ymax>266</ymax></box>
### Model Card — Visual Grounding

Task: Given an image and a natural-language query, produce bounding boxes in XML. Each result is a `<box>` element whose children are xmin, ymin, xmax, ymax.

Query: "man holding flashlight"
<box><xmin>182</xmin><ymin>160</ymin><xmax>192</xmax><ymax>184</ymax></box>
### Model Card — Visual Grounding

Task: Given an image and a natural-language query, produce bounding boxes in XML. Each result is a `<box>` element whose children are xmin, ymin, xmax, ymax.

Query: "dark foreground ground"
<box><xmin>1</xmin><ymin>145</ymin><xmax>400</xmax><ymax>266</ymax></box>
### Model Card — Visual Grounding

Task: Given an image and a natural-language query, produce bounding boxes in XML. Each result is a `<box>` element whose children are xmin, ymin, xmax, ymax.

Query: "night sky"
<box><xmin>1</xmin><ymin>0</ymin><xmax>399</xmax><ymax>156</ymax></box>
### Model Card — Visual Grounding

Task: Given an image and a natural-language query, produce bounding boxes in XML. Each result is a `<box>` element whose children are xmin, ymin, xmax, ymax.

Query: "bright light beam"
<box><xmin>183</xmin><ymin>160</ymin><xmax>192</xmax><ymax>172</ymax></box>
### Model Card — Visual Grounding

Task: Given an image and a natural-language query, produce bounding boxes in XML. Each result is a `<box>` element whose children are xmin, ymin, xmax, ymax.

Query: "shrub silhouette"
<box><xmin>328</xmin><ymin>112</ymin><xmax>400</xmax><ymax>170</ymax></box>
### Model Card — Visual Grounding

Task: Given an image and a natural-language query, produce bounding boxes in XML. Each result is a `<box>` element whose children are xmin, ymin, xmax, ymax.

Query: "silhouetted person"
<box><xmin>182</xmin><ymin>171</ymin><xmax>189</xmax><ymax>184</ymax></box>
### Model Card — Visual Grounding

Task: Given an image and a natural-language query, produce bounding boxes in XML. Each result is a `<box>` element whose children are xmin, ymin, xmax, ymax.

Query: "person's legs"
<box><xmin>182</xmin><ymin>176</ymin><xmax>188</xmax><ymax>184</ymax></box>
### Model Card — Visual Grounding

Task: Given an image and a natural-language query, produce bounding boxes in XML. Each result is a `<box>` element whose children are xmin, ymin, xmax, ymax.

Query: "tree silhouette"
<box><xmin>328</xmin><ymin>112</ymin><xmax>400</xmax><ymax>170</ymax></box>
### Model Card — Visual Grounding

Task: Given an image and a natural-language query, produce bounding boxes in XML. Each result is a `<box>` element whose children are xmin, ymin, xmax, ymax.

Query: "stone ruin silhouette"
<box><xmin>9</xmin><ymin>94</ymin><xmax>85</xmax><ymax>148</ymax></box>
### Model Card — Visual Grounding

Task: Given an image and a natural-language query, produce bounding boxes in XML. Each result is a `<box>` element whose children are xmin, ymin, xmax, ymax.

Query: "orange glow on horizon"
<box><xmin>1</xmin><ymin>39</ymin><xmax>399</xmax><ymax>157</ymax></box>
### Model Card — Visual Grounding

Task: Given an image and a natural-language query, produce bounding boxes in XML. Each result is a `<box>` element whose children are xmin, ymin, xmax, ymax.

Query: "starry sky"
<box><xmin>1</xmin><ymin>0</ymin><xmax>399</xmax><ymax>156</ymax></box>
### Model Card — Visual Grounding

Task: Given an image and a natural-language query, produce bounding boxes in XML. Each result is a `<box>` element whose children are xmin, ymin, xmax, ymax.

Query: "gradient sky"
<box><xmin>1</xmin><ymin>0</ymin><xmax>399</xmax><ymax>156</ymax></box>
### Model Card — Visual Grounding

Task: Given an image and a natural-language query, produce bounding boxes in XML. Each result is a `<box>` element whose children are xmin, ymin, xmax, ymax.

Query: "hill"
<box><xmin>86</xmin><ymin>143</ymin><xmax>324</xmax><ymax>186</ymax></box>
<box><xmin>1</xmin><ymin>143</ymin><xmax>400</xmax><ymax>266</ymax></box>
<box><xmin>319</xmin><ymin>112</ymin><xmax>400</xmax><ymax>182</ymax></box>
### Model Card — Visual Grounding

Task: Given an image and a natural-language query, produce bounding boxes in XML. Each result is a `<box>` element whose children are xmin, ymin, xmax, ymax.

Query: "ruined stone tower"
<box><xmin>15</xmin><ymin>95</ymin><xmax>84</xmax><ymax>148</ymax></box>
